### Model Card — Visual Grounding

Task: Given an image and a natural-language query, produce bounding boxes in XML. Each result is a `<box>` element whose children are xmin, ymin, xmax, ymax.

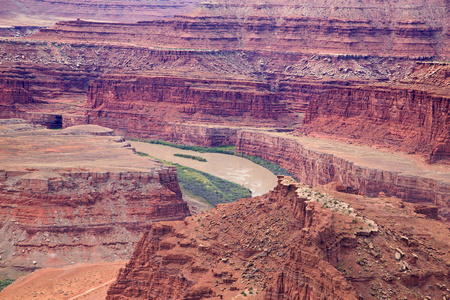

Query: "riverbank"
<box><xmin>129</xmin><ymin>141</ymin><xmax>278</xmax><ymax>197</ymax></box>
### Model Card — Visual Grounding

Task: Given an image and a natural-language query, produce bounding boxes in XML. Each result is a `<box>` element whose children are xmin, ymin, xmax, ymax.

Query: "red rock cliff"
<box><xmin>107</xmin><ymin>176</ymin><xmax>360</xmax><ymax>299</ymax></box>
<box><xmin>0</xmin><ymin>77</ymin><xmax>34</xmax><ymax>105</ymax></box>
<box><xmin>84</xmin><ymin>75</ymin><xmax>297</xmax><ymax>138</ymax></box>
<box><xmin>300</xmin><ymin>81</ymin><xmax>450</xmax><ymax>163</ymax></box>
<box><xmin>107</xmin><ymin>176</ymin><xmax>450</xmax><ymax>299</ymax></box>
<box><xmin>32</xmin><ymin>0</ymin><xmax>449</xmax><ymax>59</ymax></box>
<box><xmin>0</xmin><ymin>122</ymin><xmax>190</xmax><ymax>275</ymax></box>
<box><xmin>236</xmin><ymin>130</ymin><xmax>450</xmax><ymax>220</ymax></box>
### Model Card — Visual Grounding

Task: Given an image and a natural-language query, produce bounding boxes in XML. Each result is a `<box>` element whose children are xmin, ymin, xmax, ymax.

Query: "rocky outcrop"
<box><xmin>236</xmin><ymin>130</ymin><xmax>450</xmax><ymax>220</ymax></box>
<box><xmin>0</xmin><ymin>122</ymin><xmax>190</xmax><ymax>275</ymax></box>
<box><xmin>300</xmin><ymin>81</ymin><xmax>450</xmax><ymax>162</ymax></box>
<box><xmin>107</xmin><ymin>176</ymin><xmax>450</xmax><ymax>299</ymax></box>
<box><xmin>0</xmin><ymin>77</ymin><xmax>34</xmax><ymax>105</ymax></box>
<box><xmin>107</xmin><ymin>176</ymin><xmax>360</xmax><ymax>299</ymax></box>
<box><xmin>87</xmin><ymin>75</ymin><xmax>289</xmax><ymax>120</ymax></box>
<box><xmin>32</xmin><ymin>0</ymin><xmax>449</xmax><ymax>59</ymax></box>
<box><xmin>0</xmin><ymin>26</ymin><xmax>44</xmax><ymax>38</ymax></box>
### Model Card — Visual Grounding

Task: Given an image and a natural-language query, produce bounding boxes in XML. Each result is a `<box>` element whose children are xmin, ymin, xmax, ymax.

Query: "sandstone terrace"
<box><xmin>0</xmin><ymin>120</ymin><xmax>189</xmax><ymax>278</ymax></box>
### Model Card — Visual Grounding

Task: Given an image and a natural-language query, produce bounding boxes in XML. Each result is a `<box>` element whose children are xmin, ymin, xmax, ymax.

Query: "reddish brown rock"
<box><xmin>236</xmin><ymin>130</ymin><xmax>450</xmax><ymax>220</ymax></box>
<box><xmin>31</xmin><ymin>0</ymin><xmax>449</xmax><ymax>59</ymax></box>
<box><xmin>107</xmin><ymin>177</ymin><xmax>360</xmax><ymax>299</ymax></box>
<box><xmin>83</xmin><ymin>75</ymin><xmax>297</xmax><ymax>138</ymax></box>
<box><xmin>1</xmin><ymin>0</ymin><xmax>201</xmax><ymax>26</ymax></box>
<box><xmin>107</xmin><ymin>176</ymin><xmax>450</xmax><ymax>299</ymax></box>
<box><xmin>300</xmin><ymin>81</ymin><xmax>450</xmax><ymax>162</ymax></box>
<box><xmin>0</xmin><ymin>77</ymin><xmax>34</xmax><ymax>105</ymax></box>
<box><xmin>0</xmin><ymin>121</ymin><xmax>190</xmax><ymax>276</ymax></box>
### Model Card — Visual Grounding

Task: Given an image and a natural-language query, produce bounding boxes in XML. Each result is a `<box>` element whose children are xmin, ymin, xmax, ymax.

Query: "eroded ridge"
<box><xmin>107</xmin><ymin>176</ymin><xmax>450</xmax><ymax>299</ymax></box>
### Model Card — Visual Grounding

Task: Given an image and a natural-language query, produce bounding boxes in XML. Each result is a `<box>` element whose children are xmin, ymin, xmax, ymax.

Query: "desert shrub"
<box><xmin>131</xmin><ymin>139</ymin><xmax>235</xmax><ymax>154</ymax></box>
<box><xmin>0</xmin><ymin>279</ymin><xmax>14</xmax><ymax>292</ymax></box>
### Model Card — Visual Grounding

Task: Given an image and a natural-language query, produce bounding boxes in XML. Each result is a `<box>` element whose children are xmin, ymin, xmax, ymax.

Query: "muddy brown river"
<box><xmin>130</xmin><ymin>141</ymin><xmax>278</xmax><ymax>196</ymax></box>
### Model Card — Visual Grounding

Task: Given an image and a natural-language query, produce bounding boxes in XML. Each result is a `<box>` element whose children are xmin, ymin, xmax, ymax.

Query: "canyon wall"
<box><xmin>300</xmin><ymin>82</ymin><xmax>450</xmax><ymax>163</ymax></box>
<box><xmin>107</xmin><ymin>176</ymin><xmax>450</xmax><ymax>299</ymax></box>
<box><xmin>83</xmin><ymin>75</ymin><xmax>297</xmax><ymax>139</ymax></box>
<box><xmin>31</xmin><ymin>0</ymin><xmax>449</xmax><ymax>59</ymax></box>
<box><xmin>86</xmin><ymin>75</ymin><xmax>286</xmax><ymax>120</ymax></box>
<box><xmin>0</xmin><ymin>121</ymin><xmax>190</xmax><ymax>275</ymax></box>
<box><xmin>0</xmin><ymin>77</ymin><xmax>34</xmax><ymax>105</ymax></box>
<box><xmin>236</xmin><ymin>130</ymin><xmax>450</xmax><ymax>220</ymax></box>
<box><xmin>1</xmin><ymin>0</ymin><xmax>201</xmax><ymax>26</ymax></box>
<box><xmin>0</xmin><ymin>168</ymin><xmax>188</xmax><ymax>272</ymax></box>
<box><xmin>1</xmin><ymin>41</ymin><xmax>447</xmax><ymax>161</ymax></box>
<box><xmin>106</xmin><ymin>176</ymin><xmax>360</xmax><ymax>299</ymax></box>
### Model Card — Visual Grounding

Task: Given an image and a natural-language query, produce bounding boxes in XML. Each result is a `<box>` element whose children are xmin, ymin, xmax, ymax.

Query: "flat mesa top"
<box><xmin>267</xmin><ymin>131</ymin><xmax>450</xmax><ymax>184</ymax></box>
<box><xmin>0</xmin><ymin>122</ymin><xmax>161</xmax><ymax>173</ymax></box>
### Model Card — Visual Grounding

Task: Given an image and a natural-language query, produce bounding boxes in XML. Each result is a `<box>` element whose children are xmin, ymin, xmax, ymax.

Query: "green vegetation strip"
<box><xmin>173</xmin><ymin>153</ymin><xmax>207</xmax><ymax>162</ymax></box>
<box><xmin>136</xmin><ymin>151</ymin><xmax>251</xmax><ymax>207</ymax></box>
<box><xmin>130</xmin><ymin>138</ymin><xmax>236</xmax><ymax>154</ymax></box>
<box><xmin>0</xmin><ymin>279</ymin><xmax>14</xmax><ymax>292</ymax></box>
<box><xmin>131</xmin><ymin>138</ymin><xmax>294</xmax><ymax>177</ymax></box>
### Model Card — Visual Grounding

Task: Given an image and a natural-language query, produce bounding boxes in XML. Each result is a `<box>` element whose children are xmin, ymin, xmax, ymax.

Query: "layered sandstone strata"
<box><xmin>107</xmin><ymin>176</ymin><xmax>361</xmax><ymax>299</ymax></box>
<box><xmin>300</xmin><ymin>81</ymin><xmax>450</xmax><ymax>163</ymax></box>
<box><xmin>0</xmin><ymin>120</ymin><xmax>190</xmax><ymax>275</ymax></box>
<box><xmin>107</xmin><ymin>176</ymin><xmax>450</xmax><ymax>299</ymax></box>
<box><xmin>84</xmin><ymin>75</ymin><xmax>296</xmax><ymax>137</ymax></box>
<box><xmin>236</xmin><ymin>130</ymin><xmax>450</xmax><ymax>220</ymax></box>
<box><xmin>31</xmin><ymin>0</ymin><xmax>449</xmax><ymax>59</ymax></box>
<box><xmin>0</xmin><ymin>77</ymin><xmax>34</xmax><ymax>105</ymax></box>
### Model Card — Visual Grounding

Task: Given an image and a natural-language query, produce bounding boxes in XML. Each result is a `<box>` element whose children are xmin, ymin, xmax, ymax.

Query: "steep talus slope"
<box><xmin>107</xmin><ymin>176</ymin><xmax>450</xmax><ymax>299</ymax></box>
<box><xmin>0</xmin><ymin>1</ymin><xmax>448</xmax><ymax>215</ymax></box>
<box><xmin>0</xmin><ymin>0</ymin><xmax>449</xmax><ymax>295</ymax></box>
<box><xmin>2</xmin><ymin>0</ymin><xmax>446</xmax><ymax>161</ymax></box>
<box><xmin>0</xmin><ymin>120</ymin><xmax>190</xmax><ymax>277</ymax></box>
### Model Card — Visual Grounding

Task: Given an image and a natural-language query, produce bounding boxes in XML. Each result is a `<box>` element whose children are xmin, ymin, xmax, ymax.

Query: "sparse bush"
<box><xmin>177</xmin><ymin>165</ymin><xmax>251</xmax><ymax>206</ymax></box>
<box><xmin>0</xmin><ymin>279</ymin><xmax>14</xmax><ymax>292</ymax></box>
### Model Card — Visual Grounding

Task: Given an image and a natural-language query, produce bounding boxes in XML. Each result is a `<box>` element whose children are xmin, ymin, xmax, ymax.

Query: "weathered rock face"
<box><xmin>0</xmin><ymin>26</ymin><xmax>43</xmax><ymax>38</ymax></box>
<box><xmin>107</xmin><ymin>176</ymin><xmax>450</xmax><ymax>299</ymax></box>
<box><xmin>32</xmin><ymin>0</ymin><xmax>449</xmax><ymax>59</ymax></box>
<box><xmin>301</xmin><ymin>81</ymin><xmax>450</xmax><ymax>163</ymax></box>
<box><xmin>0</xmin><ymin>77</ymin><xmax>34</xmax><ymax>105</ymax></box>
<box><xmin>87</xmin><ymin>75</ymin><xmax>289</xmax><ymax>120</ymax></box>
<box><xmin>84</xmin><ymin>75</ymin><xmax>297</xmax><ymax>137</ymax></box>
<box><xmin>0</xmin><ymin>121</ymin><xmax>190</xmax><ymax>275</ymax></box>
<box><xmin>107</xmin><ymin>177</ymin><xmax>360</xmax><ymax>299</ymax></box>
<box><xmin>152</xmin><ymin>123</ymin><xmax>239</xmax><ymax>147</ymax></box>
<box><xmin>236</xmin><ymin>130</ymin><xmax>450</xmax><ymax>220</ymax></box>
